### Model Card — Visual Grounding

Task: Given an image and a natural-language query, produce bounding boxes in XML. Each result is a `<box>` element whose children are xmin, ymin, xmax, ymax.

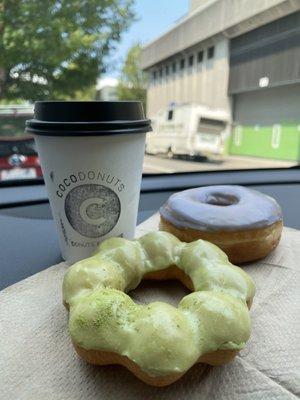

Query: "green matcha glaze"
<box><xmin>63</xmin><ymin>231</ymin><xmax>255</xmax><ymax>377</ymax></box>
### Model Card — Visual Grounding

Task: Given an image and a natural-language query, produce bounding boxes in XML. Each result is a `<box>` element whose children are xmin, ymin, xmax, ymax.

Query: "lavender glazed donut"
<box><xmin>159</xmin><ymin>185</ymin><xmax>283</xmax><ymax>263</ymax></box>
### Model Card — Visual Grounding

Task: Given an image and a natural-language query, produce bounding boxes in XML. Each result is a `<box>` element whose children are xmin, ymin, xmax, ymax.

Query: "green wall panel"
<box><xmin>230</xmin><ymin>124</ymin><xmax>300</xmax><ymax>161</ymax></box>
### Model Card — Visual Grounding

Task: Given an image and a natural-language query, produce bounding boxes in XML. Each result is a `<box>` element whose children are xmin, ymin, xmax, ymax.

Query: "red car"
<box><xmin>0</xmin><ymin>136</ymin><xmax>42</xmax><ymax>181</ymax></box>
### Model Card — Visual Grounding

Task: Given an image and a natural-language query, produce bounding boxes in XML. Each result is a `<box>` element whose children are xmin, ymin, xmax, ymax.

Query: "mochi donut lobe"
<box><xmin>63</xmin><ymin>231</ymin><xmax>255</xmax><ymax>386</ymax></box>
<box><xmin>160</xmin><ymin>185</ymin><xmax>283</xmax><ymax>263</ymax></box>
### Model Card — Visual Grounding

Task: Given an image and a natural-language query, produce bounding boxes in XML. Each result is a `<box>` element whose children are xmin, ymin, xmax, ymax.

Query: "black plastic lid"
<box><xmin>25</xmin><ymin>101</ymin><xmax>152</xmax><ymax>136</ymax></box>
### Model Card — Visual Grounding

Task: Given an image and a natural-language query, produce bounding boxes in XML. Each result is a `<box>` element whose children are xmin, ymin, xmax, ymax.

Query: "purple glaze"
<box><xmin>160</xmin><ymin>185</ymin><xmax>282</xmax><ymax>232</ymax></box>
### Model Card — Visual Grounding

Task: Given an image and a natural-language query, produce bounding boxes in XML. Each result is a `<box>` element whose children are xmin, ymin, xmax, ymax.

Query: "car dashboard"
<box><xmin>0</xmin><ymin>167</ymin><xmax>299</xmax><ymax>290</ymax></box>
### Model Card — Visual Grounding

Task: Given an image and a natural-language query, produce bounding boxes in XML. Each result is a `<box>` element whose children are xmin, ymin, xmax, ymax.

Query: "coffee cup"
<box><xmin>26</xmin><ymin>101</ymin><xmax>151</xmax><ymax>263</ymax></box>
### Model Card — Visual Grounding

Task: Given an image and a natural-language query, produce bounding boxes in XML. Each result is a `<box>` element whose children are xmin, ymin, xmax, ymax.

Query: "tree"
<box><xmin>117</xmin><ymin>43</ymin><xmax>147</xmax><ymax>111</ymax></box>
<box><xmin>0</xmin><ymin>0</ymin><xmax>135</xmax><ymax>101</ymax></box>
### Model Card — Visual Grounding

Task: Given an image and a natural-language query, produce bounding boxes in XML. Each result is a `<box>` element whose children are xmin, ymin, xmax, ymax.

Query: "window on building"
<box><xmin>165</xmin><ymin>65</ymin><xmax>169</xmax><ymax>76</ymax></box>
<box><xmin>172</xmin><ymin>61</ymin><xmax>177</xmax><ymax>73</ymax></box>
<box><xmin>197</xmin><ymin>50</ymin><xmax>204</xmax><ymax>63</ymax></box>
<box><xmin>207</xmin><ymin>46</ymin><xmax>215</xmax><ymax>59</ymax></box>
<box><xmin>188</xmin><ymin>55</ymin><xmax>194</xmax><ymax>67</ymax></box>
<box><xmin>152</xmin><ymin>71</ymin><xmax>157</xmax><ymax>81</ymax></box>
<box><xmin>159</xmin><ymin>67</ymin><xmax>163</xmax><ymax>78</ymax></box>
<box><xmin>167</xmin><ymin>110</ymin><xmax>174</xmax><ymax>120</ymax></box>
<box><xmin>180</xmin><ymin>58</ymin><xmax>185</xmax><ymax>70</ymax></box>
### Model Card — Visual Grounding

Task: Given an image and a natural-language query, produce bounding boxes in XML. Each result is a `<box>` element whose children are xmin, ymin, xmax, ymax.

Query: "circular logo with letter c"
<box><xmin>64</xmin><ymin>184</ymin><xmax>121</xmax><ymax>238</ymax></box>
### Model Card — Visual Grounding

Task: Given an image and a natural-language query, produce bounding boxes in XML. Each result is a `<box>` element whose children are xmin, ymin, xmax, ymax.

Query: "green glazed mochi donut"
<box><xmin>63</xmin><ymin>231</ymin><xmax>255</xmax><ymax>378</ymax></box>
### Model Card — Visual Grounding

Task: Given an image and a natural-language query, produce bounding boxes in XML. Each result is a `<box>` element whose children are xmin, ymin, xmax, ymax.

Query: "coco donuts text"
<box><xmin>55</xmin><ymin>170</ymin><xmax>125</xmax><ymax>198</ymax></box>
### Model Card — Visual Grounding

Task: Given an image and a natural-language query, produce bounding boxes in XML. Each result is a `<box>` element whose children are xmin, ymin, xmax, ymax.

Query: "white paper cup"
<box><xmin>26</xmin><ymin>101</ymin><xmax>151</xmax><ymax>263</ymax></box>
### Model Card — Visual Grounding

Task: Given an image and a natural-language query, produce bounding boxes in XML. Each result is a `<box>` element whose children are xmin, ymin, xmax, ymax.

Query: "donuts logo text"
<box><xmin>55</xmin><ymin>170</ymin><xmax>125</xmax><ymax>198</ymax></box>
<box><xmin>54</xmin><ymin>170</ymin><xmax>124</xmax><ymax>239</ymax></box>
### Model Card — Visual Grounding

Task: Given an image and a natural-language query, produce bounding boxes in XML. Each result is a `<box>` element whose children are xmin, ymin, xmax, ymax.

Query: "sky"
<box><xmin>103</xmin><ymin>0</ymin><xmax>189</xmax><ymax>81</ymax></box>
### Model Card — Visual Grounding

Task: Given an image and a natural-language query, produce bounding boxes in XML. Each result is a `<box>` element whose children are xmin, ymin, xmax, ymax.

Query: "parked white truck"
<box><xmin>146</xmin><ymin>103</ymin><xmax>231</xmax><ymax>157</ymax></box>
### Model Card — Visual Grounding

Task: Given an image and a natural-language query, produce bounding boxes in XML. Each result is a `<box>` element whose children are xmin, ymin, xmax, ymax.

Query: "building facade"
<box><xmin>146</xmin><ymin>34</ymin><xmax>230</xmax><ymax>117</ymax></box>
<box><xmin>142</xmin><ymin>0</ymin><xmax>300</xmax><ymax>160</ymax></box>
<box><xmin>229</xmin><ymin>11</ymin><xmax>300</xmax><ymax>160</ymax></box>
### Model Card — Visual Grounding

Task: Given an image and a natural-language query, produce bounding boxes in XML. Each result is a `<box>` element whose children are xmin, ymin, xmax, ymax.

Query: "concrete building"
<box><xmin>95</xmin><ymin>77</ymin><xmax>118</xmax><ymax>101</ymax></box>
<box><xmin>142</xmin><ymin>0</ymin><xmax>300</xmax><ymax>116</ymax></box>
<box><xmin>141</xmin><ymin>0</ymin><xmax>300</xmax><ymax>161</ymax></box>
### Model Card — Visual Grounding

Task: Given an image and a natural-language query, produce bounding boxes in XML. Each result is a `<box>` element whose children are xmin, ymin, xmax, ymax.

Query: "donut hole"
<box><xmin>205</xmin><ymin>193</ymin><xmax>238</xmax><ymax>207</ymax></box>
<box><xmin>130</xmin><ymin>279</ymin><xmax>190</xmax><ymax>307</ymax></box>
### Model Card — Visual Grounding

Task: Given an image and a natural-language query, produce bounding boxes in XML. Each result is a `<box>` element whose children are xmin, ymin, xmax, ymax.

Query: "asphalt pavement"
<box><xmin>143</xmin><ymin>154</ymin><xmax>296</xmax><ymax>174</ymax></box>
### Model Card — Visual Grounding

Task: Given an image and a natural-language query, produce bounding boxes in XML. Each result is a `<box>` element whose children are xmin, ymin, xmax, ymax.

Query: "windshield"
<box><xmin>0</xmin><ymin>0</ymin><xmax>299</xmax><ymax>181</ymax></box>
<box><xmin>197</xmin><ymin>118</ymin><xmax>226</xmax><ymax>135</ymax></box>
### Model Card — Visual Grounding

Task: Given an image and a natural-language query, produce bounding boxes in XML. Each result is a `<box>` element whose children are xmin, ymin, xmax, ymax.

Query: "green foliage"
<box><xmin>0</xmin><ymin>0</ymin><xmax>135</xmax><ymax>101</ymax></box>
<box><xmin>0</xmin><ymin>116</ymin><xmax>28</xmax><ymax>136</ymax></box>
<box><xmin>0</xmin><ymin>98</ymin><xmax>27</xmax><ymax>105</ymax></box>
<box><xmin>117</xmin><ymin>43</ymin><xmax>147</xmax><ymax>111</ymax></box>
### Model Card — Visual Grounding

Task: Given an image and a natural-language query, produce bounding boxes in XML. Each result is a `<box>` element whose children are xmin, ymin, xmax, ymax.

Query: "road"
<box><xmin>143</xmin><ymin>154</ymin><xmax>296</xmax><ymax>174</ymax></box>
